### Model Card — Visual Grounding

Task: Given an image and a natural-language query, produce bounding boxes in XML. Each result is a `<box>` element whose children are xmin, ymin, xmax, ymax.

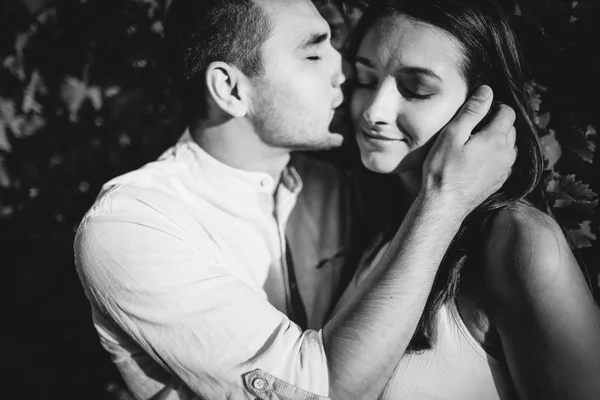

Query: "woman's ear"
<box><xmin>205</xmin><ymin>62</ymin><xmax>249</xmax><ymax>118</ymax></box>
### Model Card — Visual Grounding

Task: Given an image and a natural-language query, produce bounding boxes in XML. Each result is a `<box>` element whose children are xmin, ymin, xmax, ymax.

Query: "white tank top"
<box><xmin>378</xmin><ymin>301</ymin><xmax>518</xmax><ymax>400</ymax></box>
<box><xmin>334</xmin><ymin>242</ymin><xmax>519</xmax><ymax>400</ymax></box>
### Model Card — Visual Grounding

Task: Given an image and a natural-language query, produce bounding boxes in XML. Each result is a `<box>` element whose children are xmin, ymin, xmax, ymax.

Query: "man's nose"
<box><xmin>363</xmin><ymin>78</ymin><xmax>399</xmax><ymax>126</ymax></box>
<box><xmin>331</xmin><ymin>49</ymin><xmax>346</xmax><ymax>88</ymax></box>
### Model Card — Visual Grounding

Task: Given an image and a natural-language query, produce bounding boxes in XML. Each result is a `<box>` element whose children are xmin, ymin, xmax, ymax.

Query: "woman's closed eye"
<box><xmin>398</xmin><ymin>85</ymin><xmax>435</xmax><ymax>101</ymax></box>
<box><xmin>398</xmin><ymin>76</ymin><xmax>438</xmax><ymax>101</ymax></box>
<box><xmin>354</xmin><ymin>78</ymin><xmax>377</xmax><ymax>88</ymax></box>
<box><xmin>354</xmin><ymin>69</ymin><xmax>377</xmax><ymax>88</ymax></box>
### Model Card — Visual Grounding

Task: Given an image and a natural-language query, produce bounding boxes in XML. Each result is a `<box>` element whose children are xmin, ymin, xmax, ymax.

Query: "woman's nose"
<box><xmin>362</xmin><ymin>77</ymin><xmax>399</xmax><ymax>126</ymax></box>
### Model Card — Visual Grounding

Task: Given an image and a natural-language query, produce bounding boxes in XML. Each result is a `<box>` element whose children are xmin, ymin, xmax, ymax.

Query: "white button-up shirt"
<box><xmin>75</xmin><ymin>132</ymin><xmax>357</xmax><ymax>399</ymax></box>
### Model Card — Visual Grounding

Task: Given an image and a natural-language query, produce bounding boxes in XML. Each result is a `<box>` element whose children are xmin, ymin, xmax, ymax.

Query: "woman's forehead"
<box><xmin>358</xmin><ymin>14</ymin><xmax>465</xmax><ymax>76</ymax></box>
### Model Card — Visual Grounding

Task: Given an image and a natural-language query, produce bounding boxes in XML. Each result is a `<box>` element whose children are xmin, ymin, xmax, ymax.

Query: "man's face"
<box><xmin>248</xmin><ymin>0</ymin><xmax>346</xmax><ymax>151</ymax></box>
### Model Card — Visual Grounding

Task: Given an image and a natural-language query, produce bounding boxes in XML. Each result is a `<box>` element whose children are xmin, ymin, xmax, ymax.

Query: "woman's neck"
<box><xmin>397</xmin><ymin>170</ymin><xmax>422</xmax><ymax>201</ymax></box>
<box><xmin>388</xmin><ymin>170</ymin><xmax>422</xmax><ymax>221</ymax></box>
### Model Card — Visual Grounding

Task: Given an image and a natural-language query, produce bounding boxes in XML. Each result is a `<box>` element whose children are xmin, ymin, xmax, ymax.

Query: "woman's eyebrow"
<box><xmin>355</xmin><ymin>56</ymin><xmax>442</xmax><ymax>83</ymax></box>
<box><xmin>400</xmin><ymin>66</ymin><xmax>443</xmax><ymax>82</ymax></box>
<box><xmin>355</xmin><ymin>56</ymin><xmax>376</xmax><ymax>68</ymax></box>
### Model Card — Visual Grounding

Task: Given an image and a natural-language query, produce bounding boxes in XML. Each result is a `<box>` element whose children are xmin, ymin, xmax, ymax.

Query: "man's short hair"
<box><xmin>163</xmin><ymin>0</ymin><xmax>273</xmax><ymax>122</ymax></box>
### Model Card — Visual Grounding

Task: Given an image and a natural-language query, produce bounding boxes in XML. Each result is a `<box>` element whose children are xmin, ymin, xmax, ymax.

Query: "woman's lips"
<box><xmin>362</xmin><ymin>129</ymin><xmax>404</xmax><ymax>141</ymax></box>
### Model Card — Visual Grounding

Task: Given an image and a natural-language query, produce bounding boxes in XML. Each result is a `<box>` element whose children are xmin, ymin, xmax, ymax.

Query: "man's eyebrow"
<box><xmin>296</xmin><ymin>32</ymin><xmax>329</xmax><ymax>51</ymax></box>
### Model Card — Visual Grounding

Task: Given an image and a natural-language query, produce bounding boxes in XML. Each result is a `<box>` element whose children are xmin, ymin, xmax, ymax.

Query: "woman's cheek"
<box><xmin>413</xmin><ymin>100</ymin><xmax>463</xmax><ymax>142</ymax></box>
<box><xmin>350</xmin><ymin>92</ymin><xmax>367</xmax><ymax>123</ymax></box>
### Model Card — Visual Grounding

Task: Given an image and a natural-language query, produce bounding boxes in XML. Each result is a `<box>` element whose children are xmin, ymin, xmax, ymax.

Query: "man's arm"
<box><xmin>323</xmin><ymin>86</ymin><xmax>517</xmax><ymax>399</ymax></box>
<box><xmin>77</xmin><ymin>86</ymin><xmax>516</xmax><ymax>400</ymax></box>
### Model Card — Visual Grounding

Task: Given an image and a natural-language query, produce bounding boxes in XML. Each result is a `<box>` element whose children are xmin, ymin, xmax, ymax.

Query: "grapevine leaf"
<box><xmin>0</xmin><ymin>124</ymin><xmax>12</xmax><ymax>153</ymax></box>
<box><xmin>60</xmin><ymin>76</ymin><xmax>103</xmax><ymax>122</ymax></box>
<box><xmin>566</xmin><ymin>221</ymin><xmax>597</xmax><ymax>248</ymax></box>
<box><xmin>16</xmin><ymin>114</ymin><xmax>45</xmax><ymax>138</ymax></box>
<box><xmin>21</xmin><ymin>70</ymin><xmax>46</xmax><ymax>114</ymax></box>
<box><xmin>566</xmin><ymin>124</ymin><xmax>596</xmax><ymax>164</ymax></box>
<box><xmin>552</xmin><ymin>198</ymin><xmax>598</xmax><ymax>230</ymax></box>
<box><xmin>3</xmin><ymin>55</ymin><xmax>26</xmax><ymax>82</ymax></box>
<box><xmin>540</xmin><ymin>129</ymin><xmax>562</xmax><ymax>170</ymax></box>
<box><xmin>0</xmin><ymin>97</ymin><xmax>24</xmax><ymax>135</ymax></box>
<box><xmin>545</xmin><ymin>173</ymin><xmax>597</xmax><ymax>202</ymax></box>
<box><xmin>5</xmin><ymin>33</ymin><xmax>29</xmax><ymax>81</ymax></box>
<box><xmin>0</xmin><ymin>159</ymin><xmax>11</xmax><ymax>188</ymax></box>
<box><xmin>536</xmin><ymin>111</ymin><xmax>551</xmax><ymax>130</ymax></box>
<box><xmin>134</xmin><ymin>0</ymin><xmax>162</xmax><ymax>20</ymax></box>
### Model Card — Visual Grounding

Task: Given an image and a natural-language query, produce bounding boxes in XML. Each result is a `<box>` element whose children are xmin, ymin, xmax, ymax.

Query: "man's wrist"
<box><xmin>415</xmin><ymin>187</ymin><xmax>470</xmax><ymax>223</ymax></box>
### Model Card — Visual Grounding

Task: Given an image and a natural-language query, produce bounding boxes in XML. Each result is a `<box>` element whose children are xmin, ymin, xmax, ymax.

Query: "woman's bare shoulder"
<box><xmin>482</xmin><ymin>202</ymin><xmax>577</xmax><ymax>297</ymax></box>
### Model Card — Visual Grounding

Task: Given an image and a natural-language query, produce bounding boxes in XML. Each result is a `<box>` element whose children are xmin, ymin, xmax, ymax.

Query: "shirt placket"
<box><xmin>274</xmin><ymin>180</ymin><xmax>307</xmax><ymax>328</ymax></box>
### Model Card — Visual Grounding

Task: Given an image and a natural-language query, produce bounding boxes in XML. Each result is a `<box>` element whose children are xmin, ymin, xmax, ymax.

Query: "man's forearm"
<box><xmin>323</xmin><ymin>191</ymin><xmax>467</xmax><ymax>400</ymax></box>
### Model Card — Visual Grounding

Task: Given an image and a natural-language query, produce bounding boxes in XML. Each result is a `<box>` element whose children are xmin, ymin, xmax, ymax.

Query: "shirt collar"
<box><xmin>175</xmin><ymin>130</ymin><xmax>302</xmax><ymax>196</ymax></box>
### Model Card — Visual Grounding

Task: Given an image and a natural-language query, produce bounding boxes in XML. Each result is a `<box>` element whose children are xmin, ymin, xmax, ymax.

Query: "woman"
<box><xmin>332</xmin><ymin>1</ymin><xmax>600</xmax><ymax>399</ymax></box>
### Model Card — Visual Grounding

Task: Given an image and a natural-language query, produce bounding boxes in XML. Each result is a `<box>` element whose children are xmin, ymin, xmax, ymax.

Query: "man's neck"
<box><xmin>190</xmin><ymin>120</ymin><xmax>290</xmax><ymax>182</ymax></box>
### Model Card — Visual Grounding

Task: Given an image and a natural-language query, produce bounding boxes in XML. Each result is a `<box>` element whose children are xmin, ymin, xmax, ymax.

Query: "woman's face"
<box><xmin>351</xmin><ymin>14</ymin><xmax>470</xmax><ymax>174</ymax></box>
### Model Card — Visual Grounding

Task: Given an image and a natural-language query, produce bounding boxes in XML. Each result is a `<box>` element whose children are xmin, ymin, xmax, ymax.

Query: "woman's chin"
<box><xmin>360</xmin><ymin>154</ymin><xmax>403</xmax><ymax>174</ymax></box>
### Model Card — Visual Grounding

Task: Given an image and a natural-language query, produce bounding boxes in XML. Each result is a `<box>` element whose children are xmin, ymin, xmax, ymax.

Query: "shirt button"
<box><xmin>261</xmin><ymin>178</ymin><xmax>270</xmax><ymax>188</ymax></box>
<box><xmin>252</xmin><ymin>377</ymin><xmax>266</xmax><ymax>390</ymax></box>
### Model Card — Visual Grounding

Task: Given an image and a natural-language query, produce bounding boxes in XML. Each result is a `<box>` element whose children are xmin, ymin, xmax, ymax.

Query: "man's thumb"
<box><xmin>447</xmin><ymin>85</ymin><xmax>494</xmax><ymax>144</ymax></box>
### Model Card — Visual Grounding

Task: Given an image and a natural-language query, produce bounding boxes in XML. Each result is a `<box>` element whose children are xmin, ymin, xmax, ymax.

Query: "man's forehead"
<box><xmin>254</xmin><ymin>0</ymin><xmax>329</xmax><ymax>41</ymax></box>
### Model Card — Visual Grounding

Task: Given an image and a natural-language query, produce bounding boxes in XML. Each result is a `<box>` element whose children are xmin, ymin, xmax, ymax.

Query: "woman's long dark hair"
<box><xmin>349</xmin><ymin>0</ymin><xmax>587</xmax><ymax>352</ymax></box>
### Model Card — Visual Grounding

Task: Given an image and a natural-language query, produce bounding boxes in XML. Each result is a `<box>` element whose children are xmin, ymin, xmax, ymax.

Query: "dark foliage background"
<box><xmin>0</xmin><ymin>0</ymin><xmax>597</xmax><ymax>398</ymax></box>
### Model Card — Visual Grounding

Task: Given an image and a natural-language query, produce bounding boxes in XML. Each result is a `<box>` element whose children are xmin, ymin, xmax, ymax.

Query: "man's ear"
<box><xmin>205</xmin><ymin>62</ymin><xmax>249</xmax><ymax>118</ymax></box>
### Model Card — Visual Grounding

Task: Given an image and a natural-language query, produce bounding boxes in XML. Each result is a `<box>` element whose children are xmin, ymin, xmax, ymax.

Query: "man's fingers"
<box><xmin>477</xmin><ymin>103</ymin><xmax>517</xmax><ymax>144</ymax></box>
<box><xmin>506</xmin><ymin>125</ymin><xmax>516</xmax><ymax>149</ymax></box>
<box><xmin>445</xmin><ymin>85</ymin><xmax>494</xmax><ymax>145</ymax></box>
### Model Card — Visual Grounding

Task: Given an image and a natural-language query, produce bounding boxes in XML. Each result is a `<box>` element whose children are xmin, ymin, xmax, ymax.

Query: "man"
<box><xmin>75</xmin><ymin>0</ymin><xmax>517</xmax><ymax>399</ymax></box>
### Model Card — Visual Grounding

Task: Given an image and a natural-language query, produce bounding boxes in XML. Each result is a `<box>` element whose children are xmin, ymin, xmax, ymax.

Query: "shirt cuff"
<box><xmin>242</xmin><ymin>369</ymin><xmax>329</xmax><ymax>400</ymax></box>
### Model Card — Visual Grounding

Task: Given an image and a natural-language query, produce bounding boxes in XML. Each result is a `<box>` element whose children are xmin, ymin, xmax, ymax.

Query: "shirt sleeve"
<box><xmin>74</xmin><ymin>189</ymin><xmax>330</xmax><ymax>399</ymax></box>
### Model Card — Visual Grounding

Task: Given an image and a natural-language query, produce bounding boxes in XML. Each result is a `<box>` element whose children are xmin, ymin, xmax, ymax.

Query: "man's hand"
<box><xmin>422</xmin><ymin>85</ymin><xmax>517</xmax><ymax>216</ymax></box>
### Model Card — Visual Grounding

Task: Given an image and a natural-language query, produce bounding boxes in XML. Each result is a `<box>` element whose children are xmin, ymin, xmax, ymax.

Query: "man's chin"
<box><xmin>322</xmin><ymin>131</ymin><xmax>345</xmax><ymax>148</ymax></box>
<box><xmin>288</xmin><ymin>132</ymin><xmax>345</xmax><ymax>152</ymax></box>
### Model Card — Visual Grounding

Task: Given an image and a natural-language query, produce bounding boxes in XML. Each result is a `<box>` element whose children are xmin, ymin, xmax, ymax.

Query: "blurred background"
<box><xmin>0</xmin><ymin>0</ymin><xmax>598</xmax><ymax>398</ymax></box>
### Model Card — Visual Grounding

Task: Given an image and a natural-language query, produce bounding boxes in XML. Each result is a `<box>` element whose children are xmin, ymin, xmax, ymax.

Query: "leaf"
<box><xmin>4</xmin><ymin>33</ymin><xmax>29</xmax><ymax>81</ymax></box>
<box><xmin>0</xmin><ymin>97</ymin><xmax>24</xmax><ymax>135</ymax></box>
<box><xmin>0</xmin><ymin>159</ymin><xmax>11</xmax><ymax>188</ymax></box>
<box><xmin>104</xmin><ymin>86</ymin><xmax>122</xmax><ymax>98</ymax></box>
<box><xmin>0</xmin><ymin>96</ymin><xmax>43</xmax><ymax>139</ymax></box>
<box><xmin>540</xmin><ymin>129</ymin><xmax>562</xmax><ymax>170</ymax></box>
<box><xmin>545</xmin><ymin>173</ymin><xmax>597</xmax><ymax>202</ymax></box>
<box><xmin>3</xmin><ymin>55</ymin><xmax>26</xmax><ymax>82</ymax></box>
<box><xmin>21</xmin><ymin>70</ymin><xmax>46</xmax><ymax>114</ymax></box>
<box><xmin>535</xmin><ymin>111</ymin><xmax>551</xmax><ymax>130</ymax></box>
<box><xmin>0</xmin><ymin>206</ymin><xmax>14</xmax><ymax>218</ymax></box>
<box><xmin>526</xmin><ymin>80</ymin><xmax>545</xmax><ymax>112</ymax></box>
<box><xmin>566</xmin><ymin>124</ymin><xmax>596</xmax><ymax>164</ymax></box>
<box><xmin>552</xmin><ymin>198</ymin><xmax>599</xmax><ymax>230</ymax></box>
<box><xmin>0</xmin><ymin>124</ymin><xmax>12</xmax><ymax>153</ymax></box>
<box><xmin>134</xmin><ymin>0</ymin><xmax>162</xmax><ymax>20</ymax></box>
<box><xmin>150</xmin><ymin>21</ymin><xmax>163</xmax><ymax>36</ymax></box>
<box><xmin>514</xmin><ymin>0</ymin><xmax>522</xmax><ymax>16</ymax></box>
<box><xmin>521</xmin><ymin>13</ymin><xmax>545</xmax><ymax>35</ymax></box>
<box><xmin>566</xmin><ymin>221</ymin><xmax>597</xmax><ymax>248</ymax></box>
<box><xmin>60</xmin><ymin>76</ymin><xmax>103</xmax><ymax>122</ymax></box>
<box><xmin>16</xmin><ymin>114</ymin><xmax>45</xmax><ymax>138</ymax></box>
